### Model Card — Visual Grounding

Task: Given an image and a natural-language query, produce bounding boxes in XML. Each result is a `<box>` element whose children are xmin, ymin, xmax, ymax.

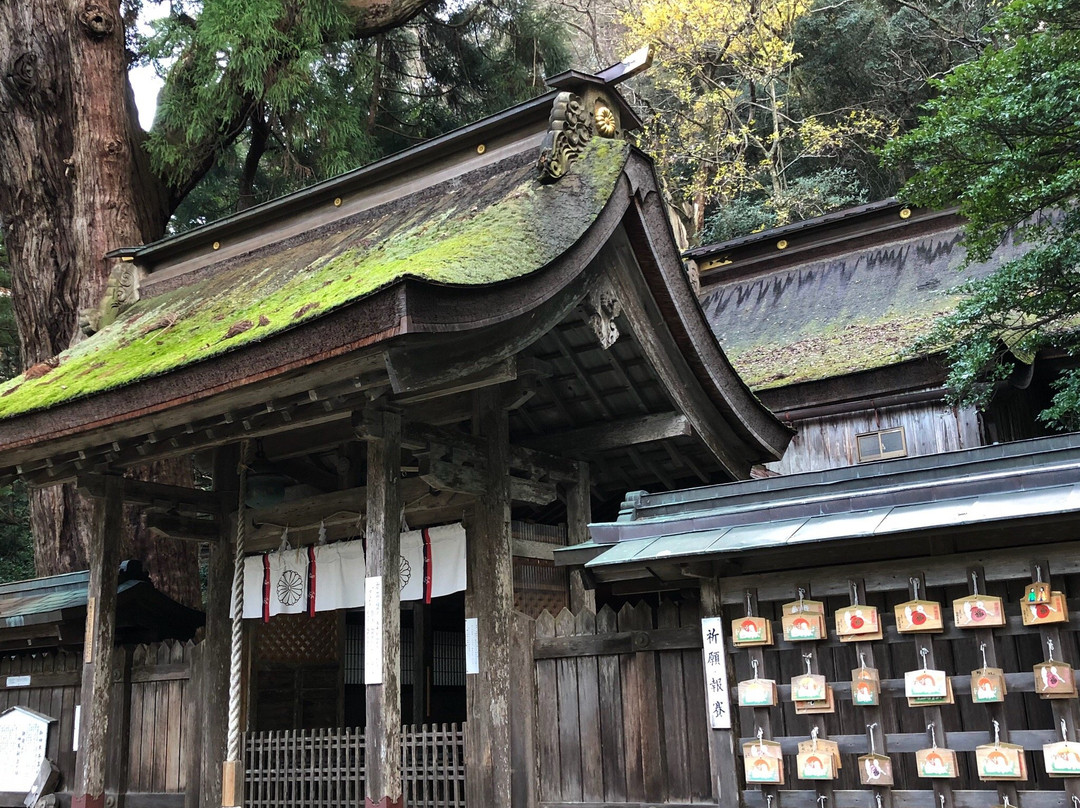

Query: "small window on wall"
<box><xmin>856</xmin><ymin>427</ymin><xmax>908</xmax><ymax>463</ymax></box>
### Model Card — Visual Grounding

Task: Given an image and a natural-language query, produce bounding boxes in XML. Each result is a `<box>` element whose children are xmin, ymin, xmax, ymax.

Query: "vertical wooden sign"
<box><xmin>701</xmin><ymin>616</ymin><xmax>731</xmax><ymax>729</ymax></box>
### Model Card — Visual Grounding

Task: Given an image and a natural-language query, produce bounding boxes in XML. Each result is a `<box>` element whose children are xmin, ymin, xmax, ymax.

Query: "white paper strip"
<box><xmin>464</xmin><ymin>617</ymin><xmax>479</xmax><ymax>675</ymax></box>
<box><xmin>701</xmin><ymin>616</ymin><xmax>731</xmax><ymax>729</ymax></box>
<box><xmin>364</xmin><ymin>576</ymin><xmax>384</xmax><ymax>685</ymax></box>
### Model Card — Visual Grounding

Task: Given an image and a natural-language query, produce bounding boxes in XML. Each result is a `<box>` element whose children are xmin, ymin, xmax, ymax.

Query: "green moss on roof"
<box><xmin>0</xmin><ymin>139</ymin><xmax>630</xmax><ymax>419</ymax></box>
<box><xmin>700</xmin><ymin>226</ymin><xmax>1029</xmax><ymax>390</ymax></box>
<box><xmin>729</xmin><ymin>308</ymin><xmax>954</xmax><ymax>389</ymax></box>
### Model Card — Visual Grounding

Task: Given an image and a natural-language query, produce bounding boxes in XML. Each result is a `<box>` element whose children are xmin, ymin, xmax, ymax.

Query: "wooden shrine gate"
<box><xmin>532</xmin><ymin>600</ymin><xmax>713</xmax><ymax>806</ymax></box>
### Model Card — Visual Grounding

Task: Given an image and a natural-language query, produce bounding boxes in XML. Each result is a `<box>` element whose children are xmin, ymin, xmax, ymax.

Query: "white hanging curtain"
<box><xmin>241</xmin><ymin>523</ymin><xmax>467</xmax><ymax>620</ymax></box>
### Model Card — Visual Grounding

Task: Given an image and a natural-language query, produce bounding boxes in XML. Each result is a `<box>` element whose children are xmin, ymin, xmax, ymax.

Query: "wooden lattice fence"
<box><xmin>243</xmin><ymin>723</ymin><xmax>466</xmax><ymax>808</ymax></box>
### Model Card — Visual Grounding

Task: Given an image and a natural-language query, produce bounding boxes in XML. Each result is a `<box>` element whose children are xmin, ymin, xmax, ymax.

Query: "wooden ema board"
<box><xmin>720</xmin><ymin>557</ymin><xmax>1080</xmax><ymax>807</ymax></box>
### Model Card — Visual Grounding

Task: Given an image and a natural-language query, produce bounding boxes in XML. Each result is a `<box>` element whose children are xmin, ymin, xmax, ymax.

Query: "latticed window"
<box><xmin>856</xmin><ymin>426</ymin><xmax>908</xmax><ymax>463</ymax></box>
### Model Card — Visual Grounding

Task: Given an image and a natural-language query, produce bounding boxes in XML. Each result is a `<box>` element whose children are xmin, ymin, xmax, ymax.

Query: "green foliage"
<box><xmin>0</xmin><ymin>480</ymin><xmax>34</xmax><ymax>584</ymax></box>
<box><xmin>703</xmin><ymin>168</ymin><xmax>868</xmax><ymax>243</ymax></box>
<box><xmin>885</xmin><ymin>0</ymin><xmax>1080</xmax><ymax>426</ymax></box>
<box><xmin>149</xmin><ymin>0</ymin><xmax>569</xmax><ymax>229</ymax></box>
<box><xmin>0</xmin><ymin>236</ymin><xmax>33</xmax><ymax>583</ymax></box>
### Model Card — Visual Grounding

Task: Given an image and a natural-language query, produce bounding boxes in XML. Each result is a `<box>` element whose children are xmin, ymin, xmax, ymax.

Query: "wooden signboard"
<box><xmin>915</xmin><ymin>747</ymin><xmax>958</xmax><ymax>779</ymax></box>
<box><xmin>895</xmin><ymin>599</ymin><xmax>943</xmax><ymax>633</ymax></box>
<box><xmin>0</xmin><ymin>706</ymin><xmax>56</xmax><ymax>794</ymax></box>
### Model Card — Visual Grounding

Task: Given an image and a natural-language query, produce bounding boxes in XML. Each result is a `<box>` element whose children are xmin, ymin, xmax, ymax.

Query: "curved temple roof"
<box><xmin>0</xmin><ymin>84</ymin><xmax>790</xmax><ymax>491</ymax></box>
<box><xmin>0</xmin><ymin>140</ymin><xmax>628</xmax><ymax>419</ymax></box>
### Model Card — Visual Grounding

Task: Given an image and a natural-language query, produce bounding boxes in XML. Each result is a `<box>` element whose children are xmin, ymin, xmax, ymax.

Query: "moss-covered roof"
<box><xmin>699</xmin><ymin>227</ymin><xmax>1028</xmax><ymax>390</ymax></box>
<box><xmin>0</xmin><ymin>139</ymin><xmax>630</xmax><ymax>420</ymax></box>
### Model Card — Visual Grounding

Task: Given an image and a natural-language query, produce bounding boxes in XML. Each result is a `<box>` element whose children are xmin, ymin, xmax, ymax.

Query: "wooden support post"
<box><xmin>364</xmin><ymin>407</ymin><xmax>403</xmax><ymax>808</ymax></box>
<box><xmin>969</xmin><ymin>566</ymin><xmax>1013</xmax><ymax>808</ymax></box>
<box><xmin>700</xmin><ymin>577</ymin><xmax>742</xmax><ymax>808</ymax></box>
<box><xmin>465</xmin><ymin>387</ymin><xmax>514</xmax><ymax>808</ymax></box>
<box><xmin>201</xmin><ymin>446</ymin><xmax>240</xmax><ymax>808</ymax></box>
<box><xmin>72</xmin><ymin>473</ymin><xmax>124</xmax><ymax>808</ymax></box>
<box><xmin>566</xmin><ymin>461</ymin><xmax>595</xmax><ymax>613</ymax></box>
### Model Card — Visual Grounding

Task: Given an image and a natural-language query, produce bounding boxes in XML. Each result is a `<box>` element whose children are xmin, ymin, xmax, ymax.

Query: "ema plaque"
<box><xmin>0</xmin><ymin>706</ymin><xmax>56</xmax><ymax>793</ymax></box>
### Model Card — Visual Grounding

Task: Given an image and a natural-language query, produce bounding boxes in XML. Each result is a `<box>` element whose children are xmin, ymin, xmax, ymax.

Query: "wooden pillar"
<box><xmin>365</xmin><ymin>407</ymin><xmax>403</xmax><ymax>808</ymax></box>
<box><xmin>201</xmin><ymin>445</ymin><xmax>240</xmax><ymax>808</ymax></box>
<box><xmin>565</xmin><ymin>461</ymin><xmax>595</xmax><ymax>614</ymax></box>
<box><xmin>700</xmin><ymin>577</ymin><xmax>742</xmax><ymax>808</ymax></box>
<box><xmin>465</xmin><ymin>387</ymin><xmax>514</xmax><ymax>808</ymax></box>
<box><xmin>72</xmin><ymin>473</ymin><xmax>124</xmax><ymax>808</ymax></box>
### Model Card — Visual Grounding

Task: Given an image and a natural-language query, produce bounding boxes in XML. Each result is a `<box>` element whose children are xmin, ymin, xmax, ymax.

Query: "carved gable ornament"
<box><xmin>80</xmin><ymin>259</ymin><xmax>142</xmax><ymax>336</ymax></box>
<box><xmin>538</xmin><ymin>91</ymin><xmax>622</xmax><ymax>183</ymax></box>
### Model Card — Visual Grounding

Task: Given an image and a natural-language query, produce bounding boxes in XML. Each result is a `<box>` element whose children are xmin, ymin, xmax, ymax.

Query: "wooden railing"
<box><xmin>243</xmin><ymin>723</ymin><xmax>466</xmax><ymax>808</ymax></box>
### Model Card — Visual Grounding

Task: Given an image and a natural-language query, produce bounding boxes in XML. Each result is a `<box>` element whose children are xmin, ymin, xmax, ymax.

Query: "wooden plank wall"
<box><xmin>534</xmin><ymin>600</ymin><xmax>712</xmax><ymax>806</ymax></box>
<box><xmin>242</xmin><ymin>723</ymin><xmax>465</xmax><ymax>808</ymax></box>
<box><xmin>767</xmin><ymin>402</ymin><xmax>982</xmax><ymax>475</ymax></box>
<box><xmin>0</xmin><ymin>639</ymin><xmax>199</xmax><ymax>803</ymax></box>
<box><xmin>127</xmin><ymin>640</ymin><xmax>199</xmax><ymax>794</ymax></box>
<box><xmin>0</xmin><ymin>649</ymin><xmax>81</xmax><ymax>788</ymax></box>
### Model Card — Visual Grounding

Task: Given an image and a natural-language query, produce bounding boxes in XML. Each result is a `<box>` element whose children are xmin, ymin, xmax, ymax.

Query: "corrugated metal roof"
<box><xmin>586</xmin><ymin>482</ymin><xmax>1080</xmax><ymax>570</ymax></box>
<box><xmin>0</xmin><ymin>579</ymin><xmax>141</xmax><ymax>628</ymax></box>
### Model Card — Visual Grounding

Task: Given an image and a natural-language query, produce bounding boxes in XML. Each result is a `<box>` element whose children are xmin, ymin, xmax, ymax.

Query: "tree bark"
<box><xmin>0</xmin><ymin>1</ymin><xmax>179</xmax><ymax>584</ymax></box>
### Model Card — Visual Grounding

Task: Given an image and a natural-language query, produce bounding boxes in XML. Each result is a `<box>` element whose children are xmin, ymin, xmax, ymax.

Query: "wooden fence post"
<box><xmin>105</xmin><ymin>644</ymin><xmax>132</xmax><ymax>806</ymax></box>
<box><xmin>73</xmin><ymin>473</ymin><xmax>124</xmax><ymax>808</ymax></box>
<box><xmin>510</xmin><ymin>610</ymin><xmax>538</xmax><ymax>808</ymax></box>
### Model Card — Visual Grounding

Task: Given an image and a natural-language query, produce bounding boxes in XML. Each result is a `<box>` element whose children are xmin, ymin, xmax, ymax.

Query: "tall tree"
<box><xmin>885</xmin><ymin>0</ymin><xmax>1080</xmax><ymax>428</ymax></box>
<box><xmin>0</xmin><ymin>0</ymin><xmax>565</xmax><ymax>599</ymax></box>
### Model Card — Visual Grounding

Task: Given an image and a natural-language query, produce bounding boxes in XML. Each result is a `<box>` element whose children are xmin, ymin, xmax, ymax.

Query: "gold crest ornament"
<box><xmin>971</xmin><ymin>642</ymin><xmax>1006</xmax><ymax>704</ymax></box>
<box><xmin>916</xmin><ymin>722</ymin><xmax>958</xmax><ymax>779</ymax></box>
<box><xmin>1034</xmin><ymin>638</ymin><xmax>1077</xmax><ymax>699</ymax></box>
<box><xmin>976</xmin><ymin>721</ymin><xmax>1027</xmax><ymax>781</ymax></box>
<box><xmin>743</xmin><ymin>732</ymin><xmax>784</xmax><ymax>785</ymax></box>
<box><xmin>1044</xmin><ymin>719</ymin><xmax>1080</xmax><ymax>778</ymax></box>
<box><xmin>737</xmin><ymin>659</ymin><xmax>778</xmax><ymax>708</ymax></box>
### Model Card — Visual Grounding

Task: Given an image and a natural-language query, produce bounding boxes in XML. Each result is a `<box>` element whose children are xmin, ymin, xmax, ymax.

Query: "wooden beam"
<box><xmin>390</xmin><ymin>357</ymin><xmax>518</xmax><ymax>403</ymax></box>
<box><xmin>465</xmin><ymin>387</ymin><xmax>514</xmax><ymax>808</ymax></box>
<box><xmin>72</xmin><ymin>474</ymin><xmax>124</xmax><ymax>808</ymax></box>
<box><xmin>77</xmin><ymin>475</ymin><xmax>221</xmax><ymax>514</ymax></box>
<box><xmin>365</xmin><ymin>408</ymin><xmax>404</xmax><ymax>808</ymax></box>
<box><xmin>146</xmin><ymin>513</ymin><xmax>220</xmax><ymax>542</ymax></box>
<box><xmin>419</xmin><ymin>458</ymin><xmax>557</xmax><ymax>506</ymax></box>
<box><xmin>523</xmin><ymin>412</ymin><xmax>691</xmax><ymax>456</ymax></box>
